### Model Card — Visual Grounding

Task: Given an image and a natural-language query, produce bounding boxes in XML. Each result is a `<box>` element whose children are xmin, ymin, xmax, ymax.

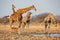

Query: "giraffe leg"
<box><xmin>10</xmin><ymin>21</ymin><xmax>13</xmax><ymax>28</ymax></box>
<box><xmin>45</xmin><ymin>23</ymin><xmax>49</xmax><ymax>37</ymax></box>
<box><xmin>25</xmin><ymin>22</ymin><xmax>29</xmax><ymax>29</ymax></box>
<box><xmin>17</xmin><ymin>21</ymin><xmax>20</xmax><ymax>28</ymax></box>
<box><xmin>22</xmin><ymin>23</ymin><xmax>25</xmax><ymax>29</ymax></box>
<box><xmin>45</xmin><ymin>24</ymin><xmax>47</xmax><ymax>32</ymax></box>
<box><xmin>26</xmin><ymin>23</ymin><xmax>29</xmax><ymax>29</ymax></box>
<box><xmin>48</xmin><ymin>23</ymin><xmax>50</xmax><ymax>28</ymax></box>
<box><xmin>48</xmin><ymin>23</ymin><xmax>51</xmax><ymax>37</ymax></box>
<box><xmin>55</xmin><ymin>22</ymin><xmax>57</xmax><ymax>27</ymax></box>
<box><xmin>26</xmin><ymin>20</ymin><xmax>30</xmax><ymax>29</ymax></box>
<box><xmin>16</xmin><ymin>18</ymin><xmax>21</xmax><ymax>28</ymax></box>
<box><xmin>19</xmin><ymin>21</ymin><xmax>21</xmax><ymax>28</ymax></box>
<box><xmin>20</xmin><ymin>22</ymin><xmax>22</xmax><ymax>28</ymax></box>
<box><xmin>55</xmin><ymin>24</ymin><xmax>57</xmax><ymax>27</ymax></box>
<box><xmin>10</xmin><ymin>21</ymin><xmax>13</xmax><ymax>32</ymax></box>
<box><xmin>27</xmin><ymin>23</ymin><xmax>29</xmax><ymax>29</ymax></box>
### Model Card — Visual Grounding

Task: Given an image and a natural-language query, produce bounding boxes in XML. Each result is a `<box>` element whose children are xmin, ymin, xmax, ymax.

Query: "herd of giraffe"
<box><xmin>10</xmin><ymin>4</ymin><xmax>57</xmax><ymax>33</ymax></box>
<box><xmin>10</xmin><ymin>4</ymin><xmax>36</xmax><ymax>30</ymax></box>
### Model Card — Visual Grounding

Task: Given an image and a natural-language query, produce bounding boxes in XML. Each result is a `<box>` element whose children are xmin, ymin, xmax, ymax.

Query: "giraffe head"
<box><xmin>28</xmin><ymin>12</ymin><xmax>32</xmax><ymax>15</ymax></box>
<box><xmin>26</xmin><ymin>12</ymin><xmax>32</xmax><ymax>16</ymax></box>
<box><xmin>31</xmin><ymin>5</ymin><xmax>36</xmax><ymax>11</ymax></box>
<box><xmin>12</xmin><ymin>4</ymin><xmax>15</xmax><ymax>8</ymax></box>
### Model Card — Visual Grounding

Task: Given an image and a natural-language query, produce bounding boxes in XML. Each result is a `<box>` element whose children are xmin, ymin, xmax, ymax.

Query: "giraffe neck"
<box><xmin>26</xmin><ymin>14</ymin><xmax>31</xmax><ymax>18</ymax></box>
<box><xmin>22</xmin><ymin>6</ymin><xmax>33</xmax><ymax>12</ymax></box>
<box><xmin>17</xmin><ymin>5</ymin><xmax>33</xmax><ymax>14</ymax></box>
<box><xmin>12</xmin><ymin>4</ymin><xmax>15</xmax><ymax>13</ymax></box>
<box><xmin>12</xmin><ymin>8</ymin><xmax>15</xmax><ymax>13</ymax></box>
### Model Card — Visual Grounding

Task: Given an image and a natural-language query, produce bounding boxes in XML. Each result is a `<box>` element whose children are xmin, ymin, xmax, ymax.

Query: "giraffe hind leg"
<box><xmin>19</xmin><ymin>22</ymin><xmax>22</xmax><ymax>28</ymax></box>
<box><xmin>10</xmin><ymin>21</ymin><xmax>13</xmax><ymax>32</ymax></box>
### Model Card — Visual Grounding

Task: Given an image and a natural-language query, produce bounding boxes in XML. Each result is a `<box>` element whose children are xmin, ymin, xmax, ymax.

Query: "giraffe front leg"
<box><xmin>19</xmin><ymin>22</ymin><xmax>22</xmax><ymax>28</ymax></box>
<box><xmin>10</xmin><ymin>21</ymin><xmax>13</xmax><ymax>28</ymax></box>
<box><xmin>26</xmin><ymin>23</ymin><xmax>29</xmax><ymax>29</ymax></box>
<box><xmin>21</xmin><ymin>22</ymin><xmax>23</xmax><ymax>29</ymax></box>
<box><xmin>17</xmin><ymin>21</ymin><xmax>20</xmax><ymax>28</ymax></box>
<box><xmin>26</xmin><ymin>20</ymin><xmax>30</xmax><ymax>29</ymax></box>
<box><xmin>17</xmin><ymin>20</ymin><xmax>21</xmax><ymax>28</ymax></box>
<box><xmin>10</xmin><ymin>21</ymin><xmax>13</xmax><ymax>32</ymax></box>
<box><xmin>22</xmin><ymin>22</ymin><xmax>25</xmax><ymax>29</ymax></box>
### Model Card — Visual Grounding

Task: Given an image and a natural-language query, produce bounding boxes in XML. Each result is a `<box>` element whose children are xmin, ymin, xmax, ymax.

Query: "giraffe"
<box><xmin>44</xmin><ymin>13</ymin><xmax>57</xmax><ymax>36</ymax></box>
<box><xmin>44</xmin><ymin>13</ymin><xmax>57</xmax><ymax>29</ymax></box>
<box><xmin>21</xmin><ymin>12</ymin><xmax>32</xmax><ymax>29</ymax></box>
<box><xmin>10</xmin><ymin>5</ymin><xmax>36</xmax><ymax>29</ymax></box>
<box><xmin>12</xmin><ymin>4</ymin><xmax>15</xmax><ymax>13</ymax></box>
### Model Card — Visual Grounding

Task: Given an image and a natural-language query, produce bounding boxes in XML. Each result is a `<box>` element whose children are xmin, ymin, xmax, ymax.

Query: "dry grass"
<box><xmin>0</xmin><ymin>30</ymin><xmax>60</xmax><ymax>40</ymax></box>
<box><xmin>0</xmin><ymin>23</ymin><xmax>60</xmax><ymax>40</ymax></box>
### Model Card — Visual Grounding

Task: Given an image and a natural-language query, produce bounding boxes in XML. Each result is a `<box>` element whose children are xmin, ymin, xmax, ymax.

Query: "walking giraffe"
<box><xmin>10</xmin><ymin>5</ymin><xmax>36</xmax><ymax>29</ymax></box>
<box><xmin>21</xmin><ymin>12</ymin><xmax>32</xmax><ymax>29</ymax></box>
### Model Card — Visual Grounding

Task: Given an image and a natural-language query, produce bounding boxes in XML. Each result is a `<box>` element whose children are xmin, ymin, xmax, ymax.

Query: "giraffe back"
<box><xmin>10</xmin><ymin>12</ymin><xmax>22</xmax><ymax>21</ymax></box>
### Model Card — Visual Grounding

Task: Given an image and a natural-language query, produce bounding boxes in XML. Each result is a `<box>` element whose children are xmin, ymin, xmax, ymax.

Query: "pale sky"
<box><xmin>0</xmin><ymin>0</ymin><xmax>60</xmax><ymax>17</ymax></box>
